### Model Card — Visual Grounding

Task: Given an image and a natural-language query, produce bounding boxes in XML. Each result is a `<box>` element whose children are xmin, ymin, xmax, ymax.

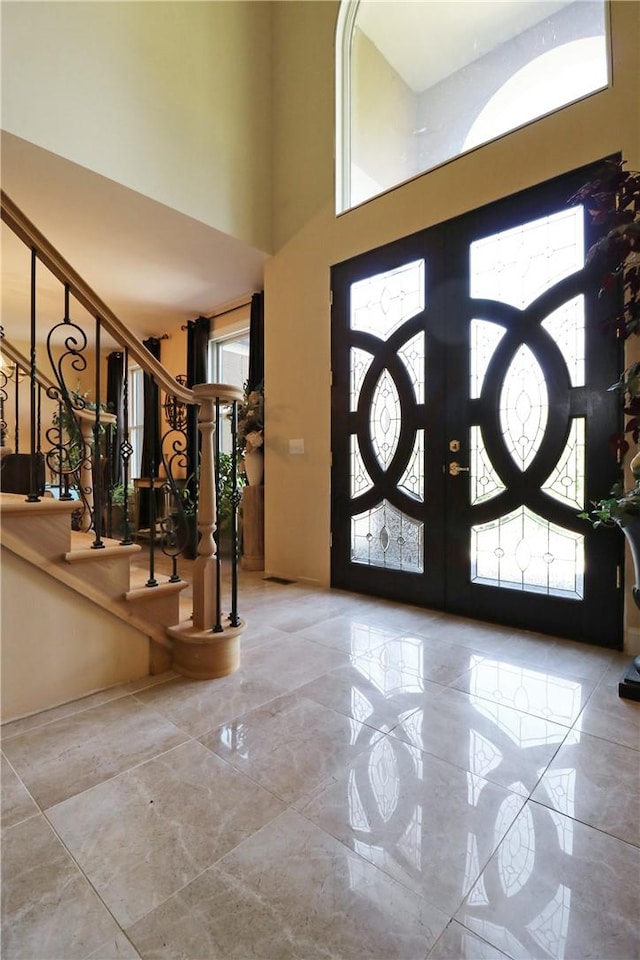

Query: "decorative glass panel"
<box><xmin>351</xmin><ymin>260</ymin><xmax>425</xmax><ymax>341</ymax></box>
<box><xmin>370</xmin><ymin>368</ymin><xmax>401</xmax><ymax>470</ymax></box>
<box><xmin>470</xmin><ymin>425</ymin><xmax>505</xmax><ymax>505</ymax></box>
<box><xmin>541</xmin><ymin>296</ymin><xmax>585</xmax><ymax>387</ymax></box>
<box><xmin>500</xmin><ymin>345</ymin><xmax>548</xmax><ymax>471</ymax></box>
<box><xmin>350</xmin><ymin>434</ymin><xmax>373</xmax><ymax>499</ymax></box>
<box><xmin>470</xmin><ymin>319</ymin><xmax>506</xmax><ymax>400</ymax></box>
<box><xmin>471</xmin><ymin>506</ymin><xmax>584</xmax><ymax>599</ymax></box>
<box><xmin>352</xmin><ymin>499</ymin><xmax>424</xmax><ymax>572</ymax></box>
<box><xmin>399</xmin><ymin>429</ymin><xmax>424</xmax><ymax>502</ymax></box>
<box><xmin>350</xmin><ymin>347</ymin><xmax>373</xmax><ymax>413</ymax></box>
<box><xmin>398</xmin><ymin>331</ymin><xmax>425</xmax><ymax>403</ymax></box>
<box><xmin>470</xmin><ymin>207</ymin><xmax>584</xmax><ymax>309</ymax></box>
<box><xmin>542</xmin><ymin>419</ymin><xmax>585</xmax><ymax>510</ymax></box>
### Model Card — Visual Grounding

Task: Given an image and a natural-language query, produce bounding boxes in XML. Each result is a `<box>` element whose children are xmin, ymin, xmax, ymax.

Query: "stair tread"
<box><xmin>0</xmin><ymin>493</ymin><xmax>78</xmax><ymax>515</ymax></box>
<box><xmin>66</xmin><ymin>531</ymin><xmax>142</xmax><ymax>562</ymax></box>
<box><xmin>125</xmin><ymin>579</ymin><xmax>189</xmax><ymax>602</ymax></box>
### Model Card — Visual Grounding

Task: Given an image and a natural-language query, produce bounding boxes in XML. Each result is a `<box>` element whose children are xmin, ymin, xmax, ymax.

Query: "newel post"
<box><xmin>191</xmin><ymin>385</ymin><xmax>217</xmax><ymax>631</ymax></box>
<box><xmin>167</xmin><ymin>383</ymin><xmax>246</xmax><ymax>680</ymax></box>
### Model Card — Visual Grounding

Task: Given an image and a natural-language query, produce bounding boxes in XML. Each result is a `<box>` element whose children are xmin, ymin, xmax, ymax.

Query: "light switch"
<box><xmin>289</xmin><ymin>438</ymin><xmax>305</xmax><ymax>454</ymax></box>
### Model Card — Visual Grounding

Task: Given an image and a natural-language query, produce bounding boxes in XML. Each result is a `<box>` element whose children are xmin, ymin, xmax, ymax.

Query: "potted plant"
<box><xmin>575</xmin><ymin>158</ymin><xmax>640</xmax><ymax>697</ymax></box>
<box><xmin>106</xmin><ymin>482</ymin><xmax>134</xmax><ymax>539</ymax></box>
<box><xmin>237</xmin><ymin>381</ymin><xmax>264</xmax><ymax>485</ymax></box>
<box><xmin>216</xmin><ymin>451</ymin><xmax>246</xmax><ymax>557</ymax></box>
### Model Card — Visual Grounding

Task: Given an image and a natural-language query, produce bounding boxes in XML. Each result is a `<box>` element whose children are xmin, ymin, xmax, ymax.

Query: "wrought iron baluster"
<box><xmin>230</xmin><ymin>399</ymin><xmax>240</xmax><ymax>627</ymax></box>
<box><xmin>146</xmin><ymin>459</ymin><xmax>158</xmax><ymax>588</ymax></box>
<box><xmin>46</xmin><ymin>283</ymin><xmax>89</xmax><ymax>524</ymax></box>
<box><xmin>120</xmin><ymin>348</ymin><xmax>133</xmax><ymax>545</ymax></box>
<box><xmin>37</xmin><ymin>382</ymin><xmax>42</xmax><ymax>457</ymax></box>
<box><xmin>212</xmin><ymin>398</ymin><xmax>223</xmax><ymax>633</ymax></box>
<box><xmin>92</xmin><ymin>318</ymin><xmax>105</xmax><ymax>548</ymax></box>
<box><xmin>13</xmin><ymin>363</ymin><xmax>20</xmax><ymax>454</ymax></box>
<box><xmin>27</xmin><ymin>248</ymin><xmax>40</xmax><ymax>502</ymax></box>
<box><xmin>156</xmin><ymin>377</ymin><xmax>190</xmax><ymax>578</ymax></box>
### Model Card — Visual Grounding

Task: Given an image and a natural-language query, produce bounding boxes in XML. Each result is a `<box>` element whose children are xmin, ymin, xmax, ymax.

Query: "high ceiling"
<box><xmin>1</xmin><ymin>133</ymin><xmax>268</xmax><ymax>346</ymax></box>
<box><xmin>1</xmin><ymin>0</ymin><xmax>579</xmax><ymax>351</ymax></box>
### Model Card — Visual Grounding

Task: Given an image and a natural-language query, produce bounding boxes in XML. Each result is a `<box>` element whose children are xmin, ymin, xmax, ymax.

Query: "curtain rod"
<box><xmin>180</xmin><ymin>294</ymin><xmax>257</xmax><ymax>330</ymax></box>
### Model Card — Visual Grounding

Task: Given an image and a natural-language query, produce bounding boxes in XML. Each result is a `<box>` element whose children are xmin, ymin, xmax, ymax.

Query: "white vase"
<box><xmin>243</xmin><ymin>448</ymin><xmax>264</xmax><ymax>486</ymax></box>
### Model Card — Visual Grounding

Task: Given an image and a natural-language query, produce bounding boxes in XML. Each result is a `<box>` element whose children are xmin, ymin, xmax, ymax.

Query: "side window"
<box><xmin>336</xmin><ymin>0</ymin><xmax>610</xmax><ymax>213</ymax></box>
<box><xmin>128</xmin><ymin>366</ymin><xmax>144</xmax><ymax>479</ymax></box>
<box><xmin>208</xmin><ymin>332</ymin><xmax>250</xmax><ymax>454</ymax></box>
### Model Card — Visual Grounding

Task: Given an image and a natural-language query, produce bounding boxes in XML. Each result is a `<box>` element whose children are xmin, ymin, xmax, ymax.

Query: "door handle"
<box><xmin>449</xmin><ymin>461</ymin><xmax>470</xmax><ymax>477</ymax></box>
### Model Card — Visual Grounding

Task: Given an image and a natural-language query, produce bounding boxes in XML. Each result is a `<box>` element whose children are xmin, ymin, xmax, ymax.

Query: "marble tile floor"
<box><xmin>2</xmin><ymin>571</ymin><xmax>639</xmax><ymax>960</ymax></box>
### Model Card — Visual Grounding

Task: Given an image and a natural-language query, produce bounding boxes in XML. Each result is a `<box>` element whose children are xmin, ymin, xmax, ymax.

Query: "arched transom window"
<box><xmin>336</xmin><ymin>0</ymin><xmax>610</xmax><ymax>213</ymax></box>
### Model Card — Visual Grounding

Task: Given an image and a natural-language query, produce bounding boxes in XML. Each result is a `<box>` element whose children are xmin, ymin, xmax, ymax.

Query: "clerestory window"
<box><xmin>336</xmin><ymin>0</ymin><xmax>610</xmax><ymax>213</ymax></box>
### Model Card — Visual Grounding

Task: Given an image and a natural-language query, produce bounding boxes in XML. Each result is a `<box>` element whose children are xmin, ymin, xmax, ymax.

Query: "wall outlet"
<box><xmin>289</xmin><ymin>438</ymin><xmax>305</xmax><ymax>454</ymax></box>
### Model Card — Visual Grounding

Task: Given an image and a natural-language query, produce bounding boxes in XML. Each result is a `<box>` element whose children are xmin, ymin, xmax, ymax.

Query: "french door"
<box><xmin>331</xmin><ymin>164</ymin><xmax>623</xmax><ymax>646</ymax></box>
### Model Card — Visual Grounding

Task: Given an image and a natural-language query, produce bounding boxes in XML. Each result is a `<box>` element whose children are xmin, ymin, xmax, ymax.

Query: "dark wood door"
<box><xmin>331</xmin><ymin>163</ymin><xmax>623</xmax><ymax>647</ymax></box>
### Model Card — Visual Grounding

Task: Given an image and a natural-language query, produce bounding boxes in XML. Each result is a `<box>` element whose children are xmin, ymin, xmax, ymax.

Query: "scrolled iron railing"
<box><xmin>0</xmin><ymin>190</ymin><xmax>245</xmax><ymax>655</ymax></box>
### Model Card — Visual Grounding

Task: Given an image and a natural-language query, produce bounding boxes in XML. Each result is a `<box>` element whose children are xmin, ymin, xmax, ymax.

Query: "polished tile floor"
<box><xmin>2</xmin><ymin>569</ymin><xmax>640</xmax><ymax>959</ymax></box>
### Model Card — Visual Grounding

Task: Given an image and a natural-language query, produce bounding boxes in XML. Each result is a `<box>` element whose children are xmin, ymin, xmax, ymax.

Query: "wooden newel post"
<box><xmin>76</xmin><ymin>409</ymin><xmax>116</xmax><ymax>534</ymax></box>
<box><xmin>192</xmin><ymin>386</ymin><xmax>217</xmax><ymax>631</ymax></box>
<box><xmin>168</xmin><ymin>382</ymin><xmax>246</xmax><ymax>680</ymax></box>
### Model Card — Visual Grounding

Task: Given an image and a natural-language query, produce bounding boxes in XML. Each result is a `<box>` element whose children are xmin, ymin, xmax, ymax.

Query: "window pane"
<box><xmin>128</xmin><ymin>367</ymin><xmax>144</xmax><ymax>479</ymax></box>
<box><xmin>352</xmin><ymin>499</ymin><xmax>424</xmax><ymax>573</ymax></box>
<box><xmin>470</xmin><ymin>207</ymin><xmax>584</xmax><ymax>309</ymax></box>
<box><xmin>351</xmin><ymin>260</ymin><xmax>425</xmax><ymax>340</ymax></box>
<box><xmin>339</xmin><ymin>1</ymin><xmax>608</xmax><ymax>212</ymax></box>
<box><xmin>500</xmin><ymin>345</ymin><xmax>548</xmax><ymax>472</ymax></box>
<box><xmin>210</xmin><ymin>334</ymin><xmax>249</xmax><ymax>454</ymax></box>
<box><xmin>471</xmin><ymin>505</ymin><xmax>584</xmax><ymax>599</ymax></box>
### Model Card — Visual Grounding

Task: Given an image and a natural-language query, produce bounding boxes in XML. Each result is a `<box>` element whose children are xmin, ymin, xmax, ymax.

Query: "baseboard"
<box><xmin>625</xmin><ymin>626</ymin><xmax>640</xmax><ymax>657</ymax></box>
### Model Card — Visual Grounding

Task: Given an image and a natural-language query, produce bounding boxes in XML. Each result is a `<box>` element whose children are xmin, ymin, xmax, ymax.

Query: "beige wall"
<box><xmin>265</xmin><ymin>0</ymin><xmax>640</xmax><ymax>651</ymax></box>
<box><xmin>271</xmin><ymin>1</ymin><xmax>336</xmax><ymax>251</ymax></box>
<box><xmin>2</xmin><ymin>1</ymin><xmax>273</xmax><ymax>253</ymax></box>
<box><xmin>1</xmin><ymin>549</ymin><xmax>149</xmax><ymax>721</ymax></box>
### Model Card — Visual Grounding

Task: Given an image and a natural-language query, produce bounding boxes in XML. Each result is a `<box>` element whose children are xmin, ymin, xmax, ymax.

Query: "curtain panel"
<box><xmin>248</xmin><ymin>292</ymin><xmax>264</xmax><ymax>393</ymax></box>
<box><xmin>186</xmin><ymin>315</ymin><xmax>210</xmax><ymax>503</ymax></box>
<box><xmin>106</xmin><ymin>351</ymin><xmax>124</xmax><ymax>487</ymax></box>
<box><xmin>140</xmin><ymin>337</ymin><xmax>162</xmax><ymax>479</ymax></box>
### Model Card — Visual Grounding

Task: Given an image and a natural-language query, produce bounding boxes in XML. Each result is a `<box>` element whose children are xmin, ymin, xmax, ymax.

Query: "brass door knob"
<box><xmin>449</xmin><ymin>461</ymin><xmax>470</xmax><ymax>477</ymax></box>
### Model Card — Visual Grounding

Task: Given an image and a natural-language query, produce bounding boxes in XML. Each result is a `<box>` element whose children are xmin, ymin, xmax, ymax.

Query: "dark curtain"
<box><xmin>106</xmin><ymin>351</ymin><xmax>124</xmax><ymax>487</ymax></box>
<box><xmin>141</xmin><ymin>337</ymin><xmax>162</xmax><ymax>478</ymax></box>
<box><xmin>247</xmin><ymin>291</ymin><xmax>264</xmax><ymax>393</ymax></box>
<box><xmin>186</xmin><ymin>316</ymin><xmax>210</xmax><ymax>485</ymax></box>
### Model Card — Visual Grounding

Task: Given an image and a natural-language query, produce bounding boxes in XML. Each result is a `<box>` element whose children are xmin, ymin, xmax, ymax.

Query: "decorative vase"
<box><xmin>618</xmin><ymin>517</ymin><xmax>640</xmax><ymax>700</ymax></box>
<box><xmin>243</xmin><ymin>448</ymin><xmax>264</xmax><ymax>486</ymax></box>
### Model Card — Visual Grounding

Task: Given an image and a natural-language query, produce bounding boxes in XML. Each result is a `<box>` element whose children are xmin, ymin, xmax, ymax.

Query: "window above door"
<box><xmin>336</xmin><ymin>0</ymin><xmax>610</xmax><ymax>213</ymax></box>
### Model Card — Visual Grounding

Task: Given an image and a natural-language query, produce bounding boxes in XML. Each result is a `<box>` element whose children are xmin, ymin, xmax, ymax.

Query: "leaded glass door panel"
<box><xmin>331</xmin><ymin>163</ymin><xmax>622</xmax><ymax>646</ymax></box>
<box><xmin>331</xmin><ymin>232</ymin><xmax>448</xmax><ymax>608</ymax></box>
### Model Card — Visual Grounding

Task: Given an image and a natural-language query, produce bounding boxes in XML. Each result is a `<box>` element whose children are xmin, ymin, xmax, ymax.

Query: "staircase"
<box><xmin>0</xmin><ymin>191</ymin><xmax>247</xmax><ymax>724</ymax></box>
<box><xmin>1</xmin><ymin>494</ymin><xmax>185</xmax><ymax>721</ymax></box>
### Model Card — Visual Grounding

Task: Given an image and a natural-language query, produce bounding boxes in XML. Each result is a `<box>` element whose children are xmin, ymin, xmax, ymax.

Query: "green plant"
<box><xmin>218</xmin><ymin>451</ymin><xmax>246</xmax><ymax>524</ymax></box>
<box><xmin>110</xmin><ymin>482</ymin><xmax>133</xmax><ymax>507</ymax></box>
<box><xmin>179</xmin><ymin>478</ymin><xmax>198</xmax><ymax>517</ymax></box>
<box><xmin>574</xmin><ymin>159</ymin><xmax>640</xmax><ymax>528</ymax></box>
<box><xmin>236</xmin><ymin>381</ymin><xmax>264</xmax><ymax>455</ymax></box>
